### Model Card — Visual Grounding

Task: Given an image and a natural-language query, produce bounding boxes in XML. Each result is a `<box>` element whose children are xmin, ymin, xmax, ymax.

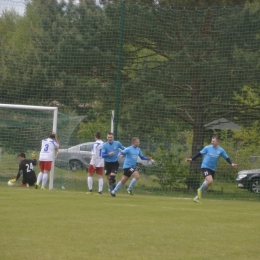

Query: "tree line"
<box><xmin>1</xmin><ymin>0</ymin><xmax>260</xmax><ymax>176</ymax></box>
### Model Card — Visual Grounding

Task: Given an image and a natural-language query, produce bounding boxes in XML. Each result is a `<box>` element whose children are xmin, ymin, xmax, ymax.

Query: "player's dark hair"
<box><xmin>95</xmin><ymin>131</ymin><xmax>101</xmax><ymax>139</ymax></box>
<box><xmin>107</xmin><ymin>132</ymin><xmax>114</xmax><ymax>135</ymax></box>
<box><xmin>49</xmin><ymin>134</ymin><xmax>56</xmax><ymax>139</ymax></box>
<box><xmin>212</xmin><ymin>135</ymin><xmax>220</xmax><ymax>141</ymax></box>
<box><xmin>132</xmin><ymin>137</ymin><xmax>139</xmax><ymax>144</ymax></box>
<box><xmin>18</xmin><ymin>152</ymin><xmax>26</xmax><ymax>158</ymax></box>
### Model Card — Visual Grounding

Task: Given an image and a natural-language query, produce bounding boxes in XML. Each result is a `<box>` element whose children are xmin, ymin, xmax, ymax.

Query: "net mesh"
<box><xmin>1</xmin><ymin>0</ymin><xmax>260</xmax><ymax>200</ymax></box>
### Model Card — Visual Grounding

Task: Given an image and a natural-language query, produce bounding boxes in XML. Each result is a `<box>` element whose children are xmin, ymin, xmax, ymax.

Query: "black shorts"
<box><xmin>123</xmin><ymin>167</ymin><xmax>136</xmax><ymax>178</ymax></box>
<box><xmin>201</xmin><ymin>168</ymin><xmax>215</xmax><ymax>179</ymax></box>
<box><xmin>23</xmin><ymin>175</ymin><xmax>37</xmax><ymax>185</ymax></box>
<box><xmin>105</xmin><ymin>161</ymin><xmax>120</xmax><ymax>175</ymax></box>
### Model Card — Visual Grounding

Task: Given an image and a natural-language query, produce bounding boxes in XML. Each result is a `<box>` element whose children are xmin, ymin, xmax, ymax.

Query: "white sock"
<box><xmin>42</xmin><ymin>174</ymin><xmax>48</xmax><ymax>187</ymax></box>
<box><xmin>88</xmin><ymin>176</ymin><xmax>93</xmax><ymax>191</ymax></box>
<box><xmin>37</xmin><ymin>172</ymin><xmax>43</xmax><ymax>184</ymax></box>
<box><xmin>98</xmin><ymin>178</ymin><xmax>103</xmax><ymax>192</ymax></box>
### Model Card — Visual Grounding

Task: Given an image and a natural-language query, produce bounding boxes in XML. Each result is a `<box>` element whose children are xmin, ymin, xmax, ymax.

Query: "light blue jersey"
<box><xmin>121</xmin><ymin>145</ymin><xmax>148</xmax><ymax>169</ymax></box>
<box><xmin>102</xmin><ymin>141</ymin><xmax>125</xmax><ymax>162</ymax></box>
<box><xmin>200</xmin><ymin>145</ymin><xmax>229</xmax><ymax>171</ymax></box>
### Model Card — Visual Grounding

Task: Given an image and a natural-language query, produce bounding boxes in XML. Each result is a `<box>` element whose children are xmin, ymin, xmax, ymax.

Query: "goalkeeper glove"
<box><xmin>10</xmin><ymin>178</ymin><xmax>17</xmax><ymax>183</ymax></box>
<box><xmin>32</xmin><ymin>152</ymin><xmax>37</xmax><ymax>159</ymax></box>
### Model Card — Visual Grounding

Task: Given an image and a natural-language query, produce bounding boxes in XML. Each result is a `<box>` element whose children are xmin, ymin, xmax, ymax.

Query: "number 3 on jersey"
<box><xmin>44</xmin><ymin>144</ymin><xmax>49</xmax><ymax>152</ymax></box>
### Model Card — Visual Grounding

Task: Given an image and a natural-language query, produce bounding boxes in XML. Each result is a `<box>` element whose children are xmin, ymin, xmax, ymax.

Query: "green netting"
<box><xmin>0</xmin><ymin>107</ymin><xmax>85</xmax><ymax>188</ymax></box>
<box><xmin>1</xmin><ymin>0</ymin><xmax>260</xmax><ymax>200</ymax></box>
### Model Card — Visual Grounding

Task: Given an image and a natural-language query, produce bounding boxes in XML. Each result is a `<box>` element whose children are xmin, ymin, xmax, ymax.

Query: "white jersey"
<box><xmin>39</xmin><ymin>138</ymin><xmax>59</xmax><ymax>162</ymax></box>
<box><xmin>90</xmin><ymin>140</ymin><xmax>104</xmax><ymax>167</ymax></box>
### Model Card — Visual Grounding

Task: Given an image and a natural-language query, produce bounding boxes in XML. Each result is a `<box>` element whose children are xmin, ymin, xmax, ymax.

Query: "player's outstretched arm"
<box><xmin>186</xmin><ymin>152</ymin><xmax>202</xmax><ymax>162</ymax></box>
<box><xmin>226</xmin><ymin>158</ymin><xmax>237</xmax><ymax>167</ymax></box>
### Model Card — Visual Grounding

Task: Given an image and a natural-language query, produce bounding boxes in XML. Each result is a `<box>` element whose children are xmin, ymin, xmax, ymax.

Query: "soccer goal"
<box><xmin>0</xmin><ymin>104</ymin><xmax>58</xmax><ymax>189</ymax></box>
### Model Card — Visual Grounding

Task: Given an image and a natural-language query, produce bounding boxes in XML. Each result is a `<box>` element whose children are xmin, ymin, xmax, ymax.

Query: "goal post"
<box><xmin>0</xmin><ymin>103</ymin><xmax>58</xmax><ymax>190</ymax></box>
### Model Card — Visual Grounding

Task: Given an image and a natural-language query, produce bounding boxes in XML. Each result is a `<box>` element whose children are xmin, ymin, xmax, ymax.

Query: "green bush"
<box><xmin>150</xmin><ymin>146</ymin><xmax>189</xmax><ymax>190</ymax></box>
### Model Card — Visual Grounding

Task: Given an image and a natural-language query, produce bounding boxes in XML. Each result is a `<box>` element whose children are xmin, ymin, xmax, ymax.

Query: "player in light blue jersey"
<box><xmin>186</xmin><ymin>135</ymin><xmax>237</xmax><ymax>203</ymax></box>
<box><xmin>111</xmin><ymin>137</ymin><xmax>152</xmax><ymax>197</ymax></box>
<box><xmin>102</xmin><ymin>133</ymin><xmax>125</xmax><ymax>192</ymax></box>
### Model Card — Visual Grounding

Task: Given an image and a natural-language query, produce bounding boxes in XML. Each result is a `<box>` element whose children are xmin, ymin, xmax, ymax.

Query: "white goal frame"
<box><xmin>0</xmin><ymin>103</ymin><xmax>58</xmax><ymax>190</ymax></box>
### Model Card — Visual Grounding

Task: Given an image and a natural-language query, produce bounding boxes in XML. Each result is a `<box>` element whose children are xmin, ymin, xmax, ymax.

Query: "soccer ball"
<box><xmin>8</xmin><ymin>181</ymin><xmax>14</xmax><ymax>186</ymax></box>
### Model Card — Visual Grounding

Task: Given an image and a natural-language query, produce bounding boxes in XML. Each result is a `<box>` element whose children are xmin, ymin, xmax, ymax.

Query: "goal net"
<box><xmin>0</xmin><ymin>104</ymin><xmax>85</xmax><ymax>189</ymax></box>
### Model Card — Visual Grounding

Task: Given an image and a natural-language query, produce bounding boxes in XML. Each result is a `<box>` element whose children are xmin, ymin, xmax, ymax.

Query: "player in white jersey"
<box><xmin>35</xmin><ymin>132</ymin><xmax>59</xmax><ymax>190</ymax></box>
<box><xmin>86</xmin><ymin>132</ymin><xmax>104</xmax><ymax>194</ymax></box>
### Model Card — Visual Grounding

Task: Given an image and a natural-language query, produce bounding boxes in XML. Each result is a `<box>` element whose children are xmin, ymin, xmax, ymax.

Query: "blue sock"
<box><xmin>199</xmin><ymin>181</ymin><xmax>208</xmax><ymax>192</ymax></box>
<box><xmin>127</xmin><ymin>178</ymin><xmax>137</xmax><ymax>191</ymax></box>
<box><xmin>112</xmin><ymin>181</ymin><xmax>123</xmax><ymax>194</ymax></box>
<box><xmin>109</xmin><ymin>183</ymin><xmax>114</xmax><ymax>192</ymax></box>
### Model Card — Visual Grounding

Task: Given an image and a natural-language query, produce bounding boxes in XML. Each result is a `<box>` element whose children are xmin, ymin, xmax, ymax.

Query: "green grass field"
<box><xmin>1</xmin><ymin>186</ymin><xmax>259</xmax><ymax>260</ymax></box>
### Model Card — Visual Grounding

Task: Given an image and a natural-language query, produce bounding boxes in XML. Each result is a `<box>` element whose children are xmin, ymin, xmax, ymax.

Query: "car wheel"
<box><xmin>251</xmin><ymin>179</ymin><xmax>260</xmax><ymax>194</ymax></box>
<box><xmin>69</xmin><ymin>160</ymin><xmax>83</xmax><ymax>172</ymax></box>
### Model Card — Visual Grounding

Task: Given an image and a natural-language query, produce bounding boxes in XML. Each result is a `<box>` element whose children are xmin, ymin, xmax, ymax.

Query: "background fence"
<box><xmin>1</xmin><ymin>0</ymin><xmax>260</xmax><ymax>200</ymax></box>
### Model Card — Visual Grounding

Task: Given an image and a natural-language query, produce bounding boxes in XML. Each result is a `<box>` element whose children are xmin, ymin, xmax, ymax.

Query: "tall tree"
<box><xmin>104</xmin><ymin>3</ymin><xmax>260</xmax><ymax>179</ymax></box>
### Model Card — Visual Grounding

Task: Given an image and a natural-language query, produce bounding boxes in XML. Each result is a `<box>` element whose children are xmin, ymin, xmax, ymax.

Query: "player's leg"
<box><xmin>86</xmin><ymin>165</ymin><xmax>95</xmax><ymax>194</ymax></box>
<box><xmin>105</xmin><ymin>162</ymin><xmax>112</xmax><ymax>191</ymax></box>
<box><xmin>202</xmin><ymin>174</ymin><xmax>214</xmax><ymax>195</ymax></box>
<box><xmin>194</xmin><ymin>169</ymin><xmax>213</xmax><ymax>201</ymax></box>
<box><xmin>96</xmin><ymin>167</ymin><xmax>104</xmax><ymax>194</ymax></box>
<box><xmin>28</xmin><ymin>176</ymin><xmax>37</xmax><ymax>186</ymax></box>
<box><xmin>111</xmin><ymin>168</ymin><xmax>132</xmax><ymax>196</ymax></box>
<box><xmin>109</xmin><ymin>162</ymin><xmax>119</xmax><ymax>191</ymax></box>
<box><xmin>127</xmin><ymin>171</ymin><xmax>140</xmax><ymax>195</ymax></box>
<box><xmin>21</xmin><ymin>178</ymin><xmax>28</xmax><ymax>187</ymax></box>
<box><xmin>109</xmin><ymin>174</ymin><xmax>116</xmax><ymax>192</ymax></box>
<box><xmin>41</xmin><ymin>162</ymin><xmax>52</xmax><ymax>190</ymax></box>
<box><xmin>35</xmin><ymin>161</ymin><xmax>44</xmax><ymax>189</ymax></box>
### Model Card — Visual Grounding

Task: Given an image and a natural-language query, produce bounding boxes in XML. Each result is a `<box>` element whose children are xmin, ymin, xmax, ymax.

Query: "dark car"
<box><xmin>55</xmin><ymin>142</ymin><xmax>153</xmax><ymax>172</ymax></box>
<box><xmin>236</xmin><ymin>169</ymin><xmax>260</xmax><ymax>194</ymax></box>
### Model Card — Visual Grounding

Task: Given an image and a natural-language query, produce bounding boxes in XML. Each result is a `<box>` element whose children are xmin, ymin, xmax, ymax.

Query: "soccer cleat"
<box><xmin>86</xmin><ymin>191</ymin><xmax>92</xmax><ymax>195</ymax></box>
<box><xmin>127</xmin><ymin>190</ymin><xmax>133</xmax><ymax>196</ymax></box>
<box><xmin>10</xmin><ymin>178</ymin><xmax>17</xmax><ymax>183</ymax></box>
<box><xmin>35</xmin><ymin>183</ymin><xmax>40</xmax><ymax>189</ymax></box>
<box><xmin>193</xmin><ymin>198</ymin><xmax>201</xmax><ymax>203</ymax></box>
<box><xmin>110</xmin><ymin>192</ymin><xmax>116</xmax><ymax>197</ymax></box>
<box><xmin>26</xmin><ymin>183</ymin><xmax>30</xmax><ymax>188</ymax></box>
<box><xmin>41</xmin><ymin>186</ymin><xmax>46</xmax><ymax>190</ymax></box>
<box><xmin>98</xmin><ymin>191</ymin><xmax>102</xmax><ymax>195</ymax></box>
<box><xmin>197</xmin><ymin>189</ymin><xmax>202</xmax><ymax>200</ymax></box>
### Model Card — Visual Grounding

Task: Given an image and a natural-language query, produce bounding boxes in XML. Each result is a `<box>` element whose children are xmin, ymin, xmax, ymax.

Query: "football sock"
<box><xmin>42</xmin><ymin>173</ymin><xmax>48</xmax><ymax>187</ymax></box>
<box><xmin>127</xmin><ymin>178</ymin><xmax>137</xmax><ymax>191</ymax></box>
<box><xmin>98</xmin><ymin>178</ymin><xmax>103</xmax><ymax>192</ymax></box>
<box><xmin>199</xmin><ymin>181</ymin><xmax>208</xmax><ymax>193</ymax></box>
<box><xmin>37</xmin><ymin>172</ymin><xmax>43</xmax><ymax>184</ymax></box>
<box><xmin>88</xmin><ymin>177</ymin><xmax>93</xmax><ymax>191</ymax></box>
<box><xmin>109</xmin><ymin>183</ymin><xmax>113</xmax><ymax>192</ymax></box>
<box><xmin>112</xmin><ymin>181</ymin><xmax>123</xmax><ymax>194</ymax></box>
<box><xmin>194</xmin><ymin>195</ymin><xmax>199</xmax><ymax>200</ymax></box>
